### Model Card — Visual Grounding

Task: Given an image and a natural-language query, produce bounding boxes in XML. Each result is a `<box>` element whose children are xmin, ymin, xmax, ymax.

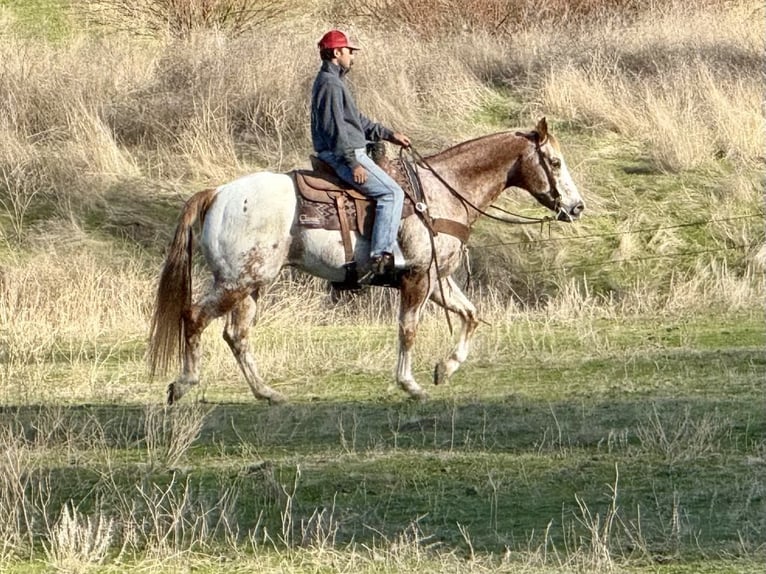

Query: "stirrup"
<box><xmin>359</xmin><ymin>253</ymin><xmax>396</xmax><ymax>286</ymax></box>
<box><xmin>370</xmin><ymin>252</ymin><xmax>395</xmax><ymax>276</ymax></box>
<box><xmin>331</xmin><ymin>261</ymin><xmax>362</xmax><ymax>291</ymax></box>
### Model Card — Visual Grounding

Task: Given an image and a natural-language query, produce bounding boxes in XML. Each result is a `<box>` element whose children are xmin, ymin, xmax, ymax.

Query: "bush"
<box><xmin>77</xmin><ymin>0</ymin><xmax>284</xmax><ymax>38</ymax></box>
<box><xmin>337</xmin><ymin>0</ymin><xmax>652</xmax><ymax>38</ymax></box>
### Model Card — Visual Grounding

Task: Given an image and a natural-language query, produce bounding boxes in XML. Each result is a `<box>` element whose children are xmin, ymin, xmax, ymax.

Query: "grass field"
<box><xmin>1</xmin><ymin>312</ymin><xmax>763</xmax><ymax>572</ymax></box>
<box><xmin>0</xmin><ymin>0</ymin><xmax>764</xmax><ymax>572</ymax></box>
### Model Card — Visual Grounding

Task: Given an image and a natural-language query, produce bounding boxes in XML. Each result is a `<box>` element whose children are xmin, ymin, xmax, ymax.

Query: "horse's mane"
<box><xmin>427</xmin><ymin>131</ymin><xmax>517</xmax><ymax>162</ymax></box>
<box><xmin>428</xmin><ymin>128</ymin><xmax>561</xmax><ymax>161</ymax></box>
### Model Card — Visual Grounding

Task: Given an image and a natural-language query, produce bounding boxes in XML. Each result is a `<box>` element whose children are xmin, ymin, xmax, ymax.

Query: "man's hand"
<box><xmin>352</xmin><ymin>164</ymin><xmax>367</xmax><ymax>184</ymax></box>
<box><xmin>391</xmin><ymin>132</ymin><xmax>411</xmax><ymax>148</ymax></box>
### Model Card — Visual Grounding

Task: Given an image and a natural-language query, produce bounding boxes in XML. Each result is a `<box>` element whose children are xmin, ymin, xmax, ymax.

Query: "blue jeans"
<box><xmin>318</xmin><ymin>148</ymin><xmax>404</xmax><ymax>258</ymax></box>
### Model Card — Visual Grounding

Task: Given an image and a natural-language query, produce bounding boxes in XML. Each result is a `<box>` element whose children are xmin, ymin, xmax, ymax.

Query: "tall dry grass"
<box><xmin>1</xmin><ymin>1</ymin><xmax>760</xmax><ymax>184</ymax></box>
<box><xmin>538</xmin><ymin>2</ymin><xmax>764</xmax><ymax>171</ymax></box>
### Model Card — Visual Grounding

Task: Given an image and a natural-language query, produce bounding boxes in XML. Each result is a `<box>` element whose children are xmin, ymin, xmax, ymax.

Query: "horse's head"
<box><xmin>509</xmin><ymin>118</ymin><xmax>585</xmax><ymax>222</ymax></box>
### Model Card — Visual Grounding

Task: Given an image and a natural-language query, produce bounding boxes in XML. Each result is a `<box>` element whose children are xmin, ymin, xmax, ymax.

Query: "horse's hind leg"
<box><xmin>223</xmin><ymin>289</ymin><xmax>285</xmax><ymax>403</ymax></box>
<box><xmin>168</xmin><ymin>289</ymin><xmax>223</xmax><ymax>404</ymax></box>
<box><xmin>430</xmin><ymin>276</ymin><xmax>479</xmax><ymax>386</ymax></box>
<box><xmin>168</xmin><ymin>284</ymin><xmax>251</xmax><ymax>404</ymax></box>
<box><xmin>223</xmin><ymin>290</ymin><xmax>285</xmax><ymax>404</ymax></box>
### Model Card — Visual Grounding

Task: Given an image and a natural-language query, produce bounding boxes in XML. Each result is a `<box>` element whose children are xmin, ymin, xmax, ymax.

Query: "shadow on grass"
<box><xmin>1</xmin><ymin>394</ymin><xmax>763</xmax><ymax>556</ymax></box>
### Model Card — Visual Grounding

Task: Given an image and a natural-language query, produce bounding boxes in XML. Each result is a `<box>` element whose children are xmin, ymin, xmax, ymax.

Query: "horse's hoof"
<box><xmin>267</xmin><ymin>392</ymin><xmax>287</xmax><ymax>405</ymax></box>
<box><xmin>399</xmin><ymin>380</ymin><xmax>428</xmax><ymax>401</ymax></box>
<box><xmin>166</xmin><ymin>383</ymin><xmax>176</xmax><ymax>405</ymax></box>
<box><xmin>255</xmin><ymin>385</ymin><xmax>287</xmax><ymax>405</ymax></box>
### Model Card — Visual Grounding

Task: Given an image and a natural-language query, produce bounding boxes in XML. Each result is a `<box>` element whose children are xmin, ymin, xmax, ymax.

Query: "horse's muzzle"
<box><xmin>558</xmin><ymin>201</ymin><xmax>585</xmax><ymax>222</ymax></box>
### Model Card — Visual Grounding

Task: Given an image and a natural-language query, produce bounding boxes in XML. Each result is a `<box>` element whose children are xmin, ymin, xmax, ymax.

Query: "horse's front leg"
<box><xmin>429</xmin><ymin>276</ymin><xmax>479</xmax><ymax>386</ymax></box>
<box><xmin>396</xmin><ymin>271</ymin><xmax>432</xmax><ymax>401</ymax></box>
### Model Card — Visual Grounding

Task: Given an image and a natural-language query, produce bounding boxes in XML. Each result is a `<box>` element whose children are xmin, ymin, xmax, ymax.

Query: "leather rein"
<box><xmin>398</xmin><ymin>141</ymin><xmax>563</xmax><ymax>334</ymax></box>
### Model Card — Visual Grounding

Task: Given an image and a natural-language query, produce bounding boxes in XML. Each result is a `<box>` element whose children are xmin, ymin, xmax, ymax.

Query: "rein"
<box><xmin>398</xmin><ymin>148</ymin><xmax>454</xmax><ymax>334</ymax></box>
<box><xmin>397</xmin><ymin>144</ymin><xmax>557</xmax><ymax>334</ymax></box>
<box><xmin>405</xmin><ymin>145</ymin><xmax>555</xmax><ymax>227</ymax></box>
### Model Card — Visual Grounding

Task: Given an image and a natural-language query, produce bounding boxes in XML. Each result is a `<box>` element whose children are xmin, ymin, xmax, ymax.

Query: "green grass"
<box><xmin>0</xmin><ymin>3</ymin><xmax>762</xmax><ymax>570</ymax></box>
<box><xmin>1</xmin><ymin>313</ymin><xmax>763</xmax><ymax>571</ymax></box>
<box><xmin>0</xmin><ymin>0</ymin><xmax>73</xmax><ymax>39</ymax></box>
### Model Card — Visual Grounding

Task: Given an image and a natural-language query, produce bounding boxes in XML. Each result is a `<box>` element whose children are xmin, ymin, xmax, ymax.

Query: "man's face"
<box><xmin>335</xmin><ymin>47</ymin><xmax>356</xmax><ymax>71</ymax></box>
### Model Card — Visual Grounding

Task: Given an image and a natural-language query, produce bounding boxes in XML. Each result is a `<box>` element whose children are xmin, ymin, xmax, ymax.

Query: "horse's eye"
<box><xmin>550</xmin><ymin>157</ymin><xmax>561</xmax><ymax>169</ymax></box>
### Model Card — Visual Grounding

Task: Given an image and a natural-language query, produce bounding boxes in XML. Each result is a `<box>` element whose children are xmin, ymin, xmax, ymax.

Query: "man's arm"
<box><xmin>358</xmin><ymin>113</ymin><xmax>410</xmax><ymax>149</ymax></box>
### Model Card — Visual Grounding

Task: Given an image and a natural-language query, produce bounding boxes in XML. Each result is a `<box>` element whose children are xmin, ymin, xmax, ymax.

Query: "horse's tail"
<box><xmin>148</xmin><ymin>188</ymin><xmax>218</xmax><ymax>378</ymax></box>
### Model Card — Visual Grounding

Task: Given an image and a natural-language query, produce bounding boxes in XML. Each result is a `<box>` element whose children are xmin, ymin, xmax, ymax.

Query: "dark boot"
<box><xmin>370</xmin><ymin>252</ymin><xmax>395</xmax><ymax>276</ymax></box>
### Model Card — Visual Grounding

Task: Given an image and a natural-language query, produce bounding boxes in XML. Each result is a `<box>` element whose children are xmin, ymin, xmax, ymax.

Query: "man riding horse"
<box><xmin>310</xmin><ymin>29</ymin><xmax>412</xmax><ymax>280</ymax></box>
<box><xmin>149</xmin><ymin>33</ymin><xmax>585</xmax><ymax>404</ymax></box>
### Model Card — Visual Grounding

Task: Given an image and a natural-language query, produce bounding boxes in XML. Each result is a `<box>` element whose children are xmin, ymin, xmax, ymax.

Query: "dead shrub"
<box><xmin>337</xmin><ymin>0</ymin><xmax>662</xmax><ymax>38</ymax></box>
<box><xmin>77</xmin><ymin>0</ymin><xmax>284</xmax><ymax>38</ymax></box>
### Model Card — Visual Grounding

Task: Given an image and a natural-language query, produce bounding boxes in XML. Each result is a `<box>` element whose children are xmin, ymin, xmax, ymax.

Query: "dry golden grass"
<box><xmin>536</xmin><ymin>2</ymin><xmax>764</xmax><ymax>170</ymax></box>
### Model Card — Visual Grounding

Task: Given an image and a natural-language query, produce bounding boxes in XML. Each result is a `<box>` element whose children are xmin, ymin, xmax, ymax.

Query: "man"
<box><xmin>311</xmin><ymin>29</ymin><xmax>411</xmax><ymax>277</ymax></box>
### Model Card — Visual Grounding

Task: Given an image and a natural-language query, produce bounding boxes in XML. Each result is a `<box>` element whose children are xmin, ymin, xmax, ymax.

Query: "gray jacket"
<box><xmin>311</xmin><ymin>61</ymin><xmax>393</xmax><ymax>168</ymax></box>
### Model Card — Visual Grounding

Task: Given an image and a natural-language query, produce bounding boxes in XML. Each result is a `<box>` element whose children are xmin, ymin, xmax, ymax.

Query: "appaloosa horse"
<box><xmin>148</xmin><ymin>118</ymin><xmax>584</xmax><ymax>404</ymax></box>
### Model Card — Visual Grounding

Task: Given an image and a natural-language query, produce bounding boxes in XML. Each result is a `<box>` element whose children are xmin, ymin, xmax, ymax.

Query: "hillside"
<box><xmin>0</xmin><ymin>0</ymin><xmax>762</xmax><ymax>315</ymax></box>
<box><xmin>0</xmin><ymin>2</ymin><xmax>764</xmax><ymax>572</ymax></box>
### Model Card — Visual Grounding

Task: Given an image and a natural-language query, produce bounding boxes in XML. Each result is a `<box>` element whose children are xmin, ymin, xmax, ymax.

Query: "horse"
<box><xmin>148</xmin><ymin>117</ymin><xmax>584</xmax><ymax>404</ymax></box>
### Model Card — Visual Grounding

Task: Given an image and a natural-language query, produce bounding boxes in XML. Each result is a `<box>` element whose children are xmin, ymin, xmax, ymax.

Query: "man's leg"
<box><xmin>318</xmin><ymin>149</ymin><xmax>404</xmax><ymax>258</ymax></box>
<box><xmin>352</xmin><ymin>150</ymin><xmax>404</xmax><ymax>258</ymax></box>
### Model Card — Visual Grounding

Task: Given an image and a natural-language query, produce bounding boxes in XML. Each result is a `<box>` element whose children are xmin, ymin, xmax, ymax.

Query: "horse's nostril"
<box><xmin>572</xmin><ymin>202</ymin><xmax>585</xmax><ymax>216</ymax></box>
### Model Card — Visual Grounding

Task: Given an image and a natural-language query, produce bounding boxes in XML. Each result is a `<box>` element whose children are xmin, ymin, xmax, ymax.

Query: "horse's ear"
<box><xmin>536</xmin><ymin>117</ymin><xmax>549</xmax><ymax>145</ymax></box>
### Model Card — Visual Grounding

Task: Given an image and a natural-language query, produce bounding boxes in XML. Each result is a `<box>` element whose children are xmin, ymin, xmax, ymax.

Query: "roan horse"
<box><xmin>148</xmin><ymin>118</ymin><xmax>584</xmax><ymax>404</ymax></box>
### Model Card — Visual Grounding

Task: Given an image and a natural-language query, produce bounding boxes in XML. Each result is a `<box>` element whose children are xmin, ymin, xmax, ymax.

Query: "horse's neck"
<box><xmin>426</xmin><ymin>133</ymin><xmax>521</xmax><ymax>219</ymax></box>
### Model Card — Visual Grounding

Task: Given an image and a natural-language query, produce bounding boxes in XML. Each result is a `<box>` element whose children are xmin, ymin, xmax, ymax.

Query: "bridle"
<box><xmin>400</xmin><ymin>138</ymin><xmax>564</xmax><ymax>333</ymax></box>
<box><xmin>531</xmin><ymin>135</ymin><xmax>566</xmax><ymax>220</ymax></box>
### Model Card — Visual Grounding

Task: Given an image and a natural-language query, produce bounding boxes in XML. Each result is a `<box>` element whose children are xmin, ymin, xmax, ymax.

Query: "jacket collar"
<box><xmin>321</xmin><ymin>60</ymin><xmax>348</xmax><ymax>78</ymax></box>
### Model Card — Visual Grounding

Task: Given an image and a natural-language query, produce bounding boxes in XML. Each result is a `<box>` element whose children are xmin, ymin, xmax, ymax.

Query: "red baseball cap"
<box><xmin>317</xmin><ymin>30</ymin><xmax>360</xmax><ymax>51</ymax></box>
